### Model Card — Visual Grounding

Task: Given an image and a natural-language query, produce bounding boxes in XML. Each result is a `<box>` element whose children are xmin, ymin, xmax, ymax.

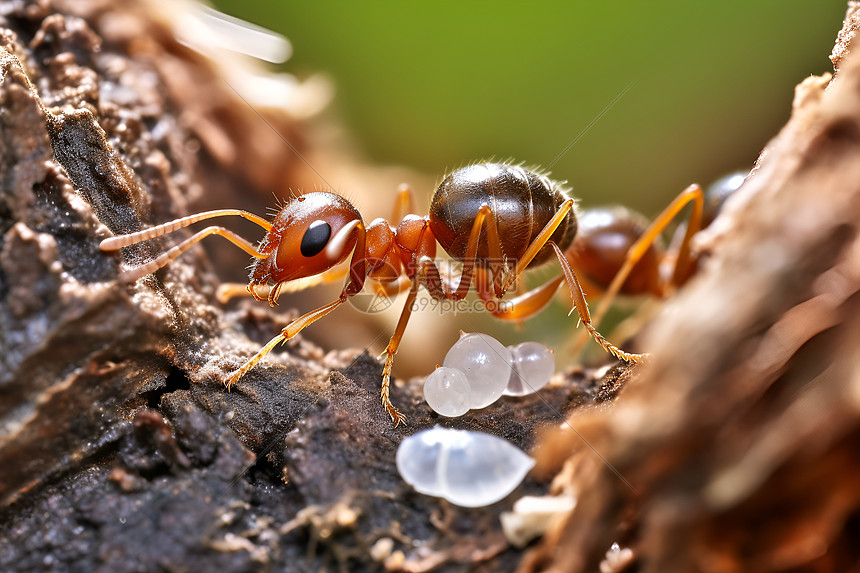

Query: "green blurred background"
<box><xmin>209</xmin><ymin>1</ymin><xmax>847</xmax><ymax>363</ymax></box>
<box><xmin>211</xmin><ymin>1</ymin><xmax>844</xmax><ymax>214</ymax></box>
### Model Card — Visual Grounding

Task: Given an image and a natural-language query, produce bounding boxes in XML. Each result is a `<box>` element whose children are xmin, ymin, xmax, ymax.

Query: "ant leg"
<box><xmin>473</xmin><ymin>243</ymin><xmax>643</xmax><ymax>363</ymax></box>
<box><xmin>570</xmin><ymin>184</ymin><xmax>703</xmax><ymax>357</ymax></box>
<box><xmin>589</xmin><ymin>184</ymin><xmax>704</xmax><ymax>329</ymax></box>
<box><xmin>216</xmin><ymin>282</ymin><xmax>259</xmax><ymax>304</ymax></box>
<box><xmin>466</xmin><ymin>197</ymin><xmax>575</xmax><ymax>315</ymax></box>
<box><xmin>216</xmin><ymin>265</ymin><xmax>351</xmax><ymax>303</ymax></box>
<box><xmin>667</xmin><ymin>184</ymin><xmax>706</xmax><ymax>288</ymax></box>
<box><xmin>375</xmin><ymin>219</ymin><xmax>439</xmax><ymax>425</ymax></box>
<box><xmin>378</xmin><ymin>278</ymin><xmax>423</xmax><ymax>426</ymax></box>
<box><xmin>548</xmin><ymin>243</ymin><xmax>645</xmax><ymax>363</ymax></box>
<box><xmin>391</xmin><ymin>183</ymin><xmax>417</xmax><ymax>221</ymax></box>
<box><xmin>225</xmin><ymin>295</ymin><xmax>350</xmax><ymax>388</ymax></box>
<box><xmin>450</xmin><ymin>198</ymin><xmax>639</xmax><ymax>362</ymax></box>
<box><xmin>377</xmin><ymin>255</ymin><xmax>451</xmax><ymax>426</ymax></box>
<box><xmin>225</xmin><ymin>222</ymin><xmax>369</xmax><ymax>388</ymax></box>
<box><xmin>490</xmin><ymin>245</ymin><xmax>644</xmax><ymax>363</ymax></box>
<box><xmin>111</xmin><ymin>226</ymin><xmax>267</xmax><ymax>283</ymax></box>
<box><xmin>448</xmin><ymin>204</ymin><xmax>507</xmax><ymax>298</ymax></box>
<box><xmin>510</xmin><ymin>274</ymin><xmax>530</xmax><ymax>330</ymax></box>
<box><xmin>502</xmin><ymin>199</ymin><xmax>576</xmax><ymax>294</ymax></box>
<box><xmin>474</xmin><ymin>268</ymin><xmax>564</xmax><ymax>321</ymax></box>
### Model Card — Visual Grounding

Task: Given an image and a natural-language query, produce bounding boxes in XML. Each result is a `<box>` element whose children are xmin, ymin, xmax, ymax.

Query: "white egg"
<box><xmin>423</xmin><ymin>367</ymin><xmax>471</xmax><ymax>417</ymax></box>
<box><xmin>503</xmin><ymin>342</ymin><xmax>554</xmax><ymax>396</ymax></box>
<box><xmin>396</xmin><ymin>426</ymin><xmax>535</xmax><ymax>507</ymax></box>
<box><xmin>442</xmin><ymin>333</ymin><xmax>512</xmax><ymax>409</ymax></box>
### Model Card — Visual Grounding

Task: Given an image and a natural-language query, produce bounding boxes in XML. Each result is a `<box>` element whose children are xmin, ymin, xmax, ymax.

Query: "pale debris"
<box><xmin>171</xmin><ymin>0</ymin><xmax>332</xmax><ymax>116</ymax></box>
<box><xmin>499</xmin><ymin>494</ymin><xmax>576</xmax><ymax>548</ymax></box>
<box><xmin>599</xmin><ymin>542</ymin><xmax>635</xmax><ymax>573</ymax></box>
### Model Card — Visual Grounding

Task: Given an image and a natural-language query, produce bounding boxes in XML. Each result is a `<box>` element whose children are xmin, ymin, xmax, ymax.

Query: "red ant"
<box><xmin>100</xmin><ymin>162</ymin><xmax>732</xmax><ymax>425</ymax></box>
<box><xmin>566</xmin><ymin>170</ymin><xmax>745</xmax><ymax>349</ymax></box>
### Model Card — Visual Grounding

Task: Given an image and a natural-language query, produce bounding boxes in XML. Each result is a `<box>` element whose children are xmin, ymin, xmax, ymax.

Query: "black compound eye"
<box><xmin>300</xmin><ymin>220</ymin><xmax>332</xmax><ymax>257</ymax></box>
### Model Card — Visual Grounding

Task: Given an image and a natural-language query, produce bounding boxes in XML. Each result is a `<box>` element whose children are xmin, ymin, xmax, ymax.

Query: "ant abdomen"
<box><xmin>702</xmin><ymin>171</ymin><xmax>747</xmax><ymax>228</ymax></box>
<box><xmin>569</xmin><ymin>206</ymin><xmax>662</xmax><ymax>297</ymax></box>
<box><xmin>429</xmin><ymin>163</ymin><xmax>576</xmax><ymax>267</ymax></box>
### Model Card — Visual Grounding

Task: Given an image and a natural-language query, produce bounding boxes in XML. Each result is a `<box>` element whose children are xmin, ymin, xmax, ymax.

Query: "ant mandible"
<box><xmin>99</xmin><ymin>162</ymin><xmax>714</xmax><ymax>425</ymax></box>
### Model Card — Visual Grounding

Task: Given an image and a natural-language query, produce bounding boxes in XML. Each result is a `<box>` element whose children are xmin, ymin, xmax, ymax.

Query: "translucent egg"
<box><xmin>443</xmin><ymin>333</ymin><xmax>512</xmax><ymax>409</ymax></box>
<box><xmin>503</xmin><ymin>342</ymin><xmax>554</xmax><ymax>396</ymax></box>
<box><xmin>396</xmin><ymin>426</ymin><xmax>535</xmax><ymax>507</ymax></box>
<box><xmin>423</xmin><ymin>367</ymin><xmax>471</xmax><ymax>417</ymax></box>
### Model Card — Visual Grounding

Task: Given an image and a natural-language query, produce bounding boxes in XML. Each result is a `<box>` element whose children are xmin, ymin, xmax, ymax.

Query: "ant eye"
<box><xmin>300</xmin><ymin>220</ymin><xmax>332</xmax><ymax>257</ymax></box>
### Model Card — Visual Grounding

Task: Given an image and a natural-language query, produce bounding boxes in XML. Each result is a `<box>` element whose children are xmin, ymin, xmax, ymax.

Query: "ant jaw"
<box><xmin>243</xmin><ymin>280</ymin><xmax>283</xmax><ymax>307</ymax></box>
<box><xmin>249</xmin><ymin>252</ymin><xmax>278</xmax><ymax>288</ymax></box>
<box><xmin>246</xmin><ymin>283</ymin><xmax>269</xmax><ymax>303</ymax></box>
<box><xmin>267</xmin><ymin>282</ymin><xmax>284</xmax><ymax>307</ymax></box>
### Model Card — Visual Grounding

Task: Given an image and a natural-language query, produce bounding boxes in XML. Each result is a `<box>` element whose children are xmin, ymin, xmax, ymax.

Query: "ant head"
<box><xmin>249</xmin><ymin>192</ymin><xmax>363</xmax><ymax>286</ymax></box>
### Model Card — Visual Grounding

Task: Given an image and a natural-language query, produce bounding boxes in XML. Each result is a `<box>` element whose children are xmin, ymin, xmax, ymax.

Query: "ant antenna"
<box><xmin>99</xmin><ymin>209</ymin><xmax>272</xmax><ymax>282</ymax></box>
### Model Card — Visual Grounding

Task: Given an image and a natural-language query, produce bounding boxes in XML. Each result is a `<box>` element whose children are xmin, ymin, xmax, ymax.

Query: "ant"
<box><xmin>100</xmin><ymin>162</ymin><xmax>732</xmax><ymax>425</ymax></box>
<box><xmin>566</xmin><ymin>170</ymin><xmax>746</xmax><ymax>349</ymax></box>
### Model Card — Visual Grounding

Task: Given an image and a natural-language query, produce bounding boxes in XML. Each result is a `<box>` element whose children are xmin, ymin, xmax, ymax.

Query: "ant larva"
<box><xmin>100</xmin><ymin>162</ymin><xmax>720</xmax><ymax>425</ymax></box>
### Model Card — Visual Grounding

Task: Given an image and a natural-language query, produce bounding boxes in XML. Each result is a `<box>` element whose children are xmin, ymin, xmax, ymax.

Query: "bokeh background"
<box><xmin>208</xmin><ymin>1</ymin><xmax>847</xmax><ymax>370</ymax></box>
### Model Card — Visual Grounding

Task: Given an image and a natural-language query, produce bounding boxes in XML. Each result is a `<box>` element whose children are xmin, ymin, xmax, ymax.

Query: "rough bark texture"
<box><xmin>1</xmin><ymin>2</ymin><xmax>858</xmax><ymax>573</ymax></box>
